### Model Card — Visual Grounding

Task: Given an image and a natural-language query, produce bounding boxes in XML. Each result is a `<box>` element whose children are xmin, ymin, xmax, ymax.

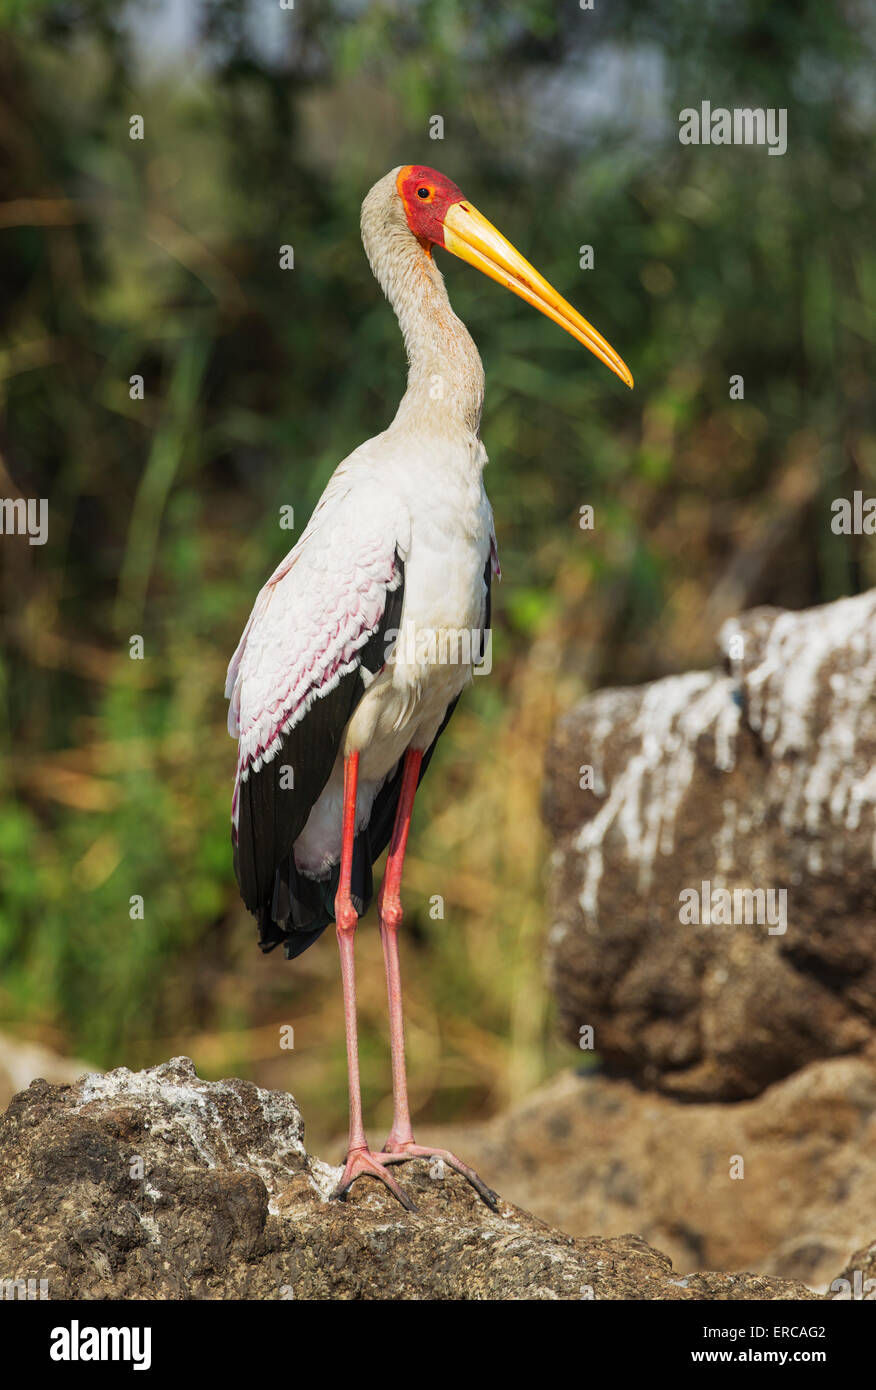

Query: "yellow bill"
<box><xmin>443</xmin><ymin>200</ymin><xmax>633</xmax><ymax>389</ymax></box>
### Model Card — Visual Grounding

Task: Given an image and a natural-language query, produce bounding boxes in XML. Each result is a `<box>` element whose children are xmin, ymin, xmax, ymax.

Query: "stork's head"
<box><xmin>386</xmin><ymin>164</ymin><xmax>633</xmax><ymax>389</ymax></box>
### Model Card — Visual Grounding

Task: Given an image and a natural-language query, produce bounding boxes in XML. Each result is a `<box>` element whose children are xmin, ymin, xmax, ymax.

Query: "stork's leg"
<box><xmin>374</xmin><ymin>747</ymin><xmax>499</xmax><ymax>1212</ymax></box>
<box><xmin>331</xmin><ymin>751</ymin><xmax>416</xmax><ymax>1212</ymax></box>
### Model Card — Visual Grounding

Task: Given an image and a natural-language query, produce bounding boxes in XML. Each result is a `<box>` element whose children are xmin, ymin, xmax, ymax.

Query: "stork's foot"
<box><xmin>332</xmin><ymin>1145</ymin><xmax>418</xmax><ymax>1213</ymax></box>
<box><xmin>379</xmin><ymin>1138</ymin><xmax>499</xmax><ymax>1211</ymax></box>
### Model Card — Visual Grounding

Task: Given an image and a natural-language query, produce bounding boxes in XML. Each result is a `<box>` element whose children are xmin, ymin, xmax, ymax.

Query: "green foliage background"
<box><xmin>0</xmin><ymin>0</ymin><xmax>873</xmax><ymax>1145</ymax></box>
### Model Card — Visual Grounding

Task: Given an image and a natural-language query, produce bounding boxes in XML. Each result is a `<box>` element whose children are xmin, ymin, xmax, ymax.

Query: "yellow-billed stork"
<box><xmin>226</xmin><ymin>165</ymin><xmax>632</xmax><ymax>1211</ymax></box>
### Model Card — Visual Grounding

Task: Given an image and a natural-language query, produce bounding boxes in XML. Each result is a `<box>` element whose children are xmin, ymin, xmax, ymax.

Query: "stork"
<box><xmin>226</xmin><ymin>165</ymin><xmax>632</xmax><ymax>1211</ymax></box>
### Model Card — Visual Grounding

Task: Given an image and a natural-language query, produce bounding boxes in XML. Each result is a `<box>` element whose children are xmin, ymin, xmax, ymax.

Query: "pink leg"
<box><xmin>375</xmin><ymin>748</ymin><xmax>499</xmax><ymax>1211</ymax></box>
<box><xmin>331</xmin><ymin>751</ymin><xmax>416</xmax><ymax>1212</ymax></box>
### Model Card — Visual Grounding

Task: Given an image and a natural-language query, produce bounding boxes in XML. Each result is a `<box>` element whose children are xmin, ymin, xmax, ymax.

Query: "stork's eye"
<box><xmin>417</xmin><ymin>187</ymin><xmax>431</xmax><ymax>199</ymax></box>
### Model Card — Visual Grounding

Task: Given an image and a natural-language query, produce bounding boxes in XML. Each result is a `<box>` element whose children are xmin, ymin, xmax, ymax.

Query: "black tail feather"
<box><xmin>257</xmin><ymin>696</ymin><xmax>459</xmax><ymax>961</ymax></box>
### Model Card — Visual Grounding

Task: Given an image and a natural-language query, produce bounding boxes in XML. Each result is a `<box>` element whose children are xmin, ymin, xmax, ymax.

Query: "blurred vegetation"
<box><xmin>0</xmin><ymin>0</ymin><xmax>873</xmax><ymax>1149</ymax></box>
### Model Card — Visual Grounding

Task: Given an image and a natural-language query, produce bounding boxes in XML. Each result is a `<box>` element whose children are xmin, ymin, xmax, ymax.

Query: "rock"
<box><xmin>434</xmin><ymin>1051</ymin><xmax>876</xmax><ymax>1290</ymax></box>
<box><xmin>545</xmin><ymin>589</ymin><xmax>876</xmax><ymax>1100</ymax></box>
<box><xmin>832</xmin><ymin>1239</ymin><xmax>876</xmax><ymax>1298</ymax></box>
<box><xmin>0</xmin><ymin>1057</ymin><xmax>819</xmax><ymax>1300</ymax></box>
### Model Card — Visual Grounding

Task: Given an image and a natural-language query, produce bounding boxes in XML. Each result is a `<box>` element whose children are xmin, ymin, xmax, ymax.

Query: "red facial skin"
<box><xmin>396</xmin><ymin>165</ymin><xmax>466</xmax><ymax>249</ymax></box>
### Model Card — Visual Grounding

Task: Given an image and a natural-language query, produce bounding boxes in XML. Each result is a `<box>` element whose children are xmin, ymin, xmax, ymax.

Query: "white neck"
<box><xmin>362</xmin><ymin>204</ymin><xmax>485</xmax><ymax>442</ymax></box>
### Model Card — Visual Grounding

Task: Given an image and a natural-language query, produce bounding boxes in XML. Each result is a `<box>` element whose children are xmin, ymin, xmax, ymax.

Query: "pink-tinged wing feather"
<box><xmin>225</xmin><ymin>551</ymin><xmax>302</xmax><ymax>738</ymax></box>
<box><xmin>225</xmin><ymin>484</ymin><xmax>409</xmax><ymax>823</ymax></box>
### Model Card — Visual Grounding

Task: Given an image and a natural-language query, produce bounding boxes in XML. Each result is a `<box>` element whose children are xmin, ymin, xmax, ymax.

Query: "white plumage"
<box><xmin>223</xmin><ymin>162</ymin><xmax>630</xmax><ymax>1212</ymax></box>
